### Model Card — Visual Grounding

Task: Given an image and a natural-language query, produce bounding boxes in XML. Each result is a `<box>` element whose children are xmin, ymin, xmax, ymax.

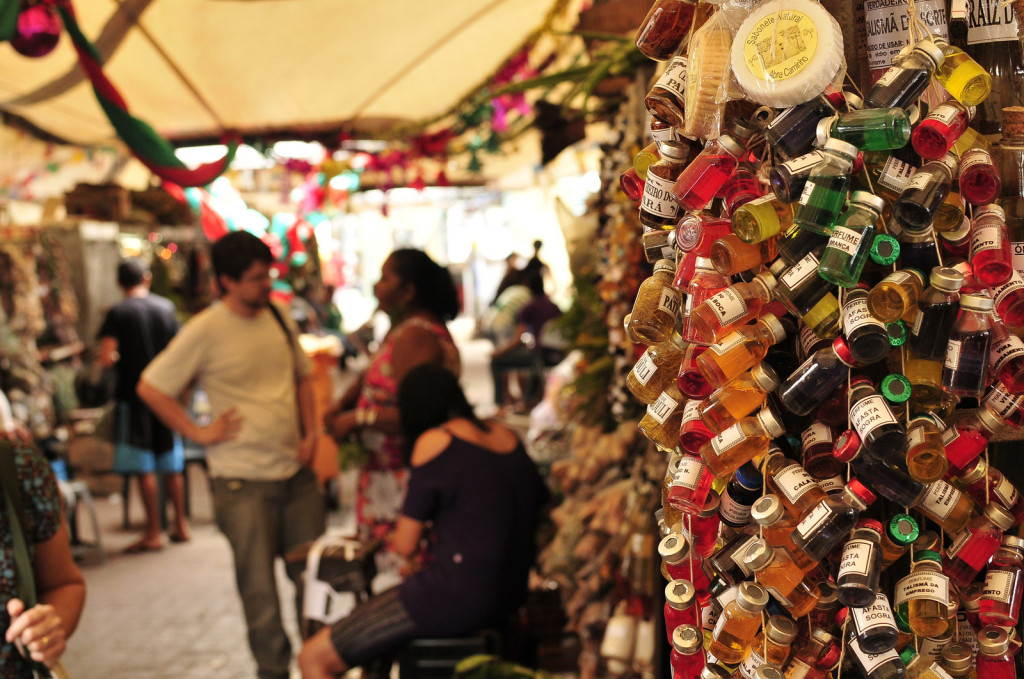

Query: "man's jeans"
<box><xmin>211</xmin><ymin>467</ymin><xmax>325</xmax><ymax>679</ymax></box>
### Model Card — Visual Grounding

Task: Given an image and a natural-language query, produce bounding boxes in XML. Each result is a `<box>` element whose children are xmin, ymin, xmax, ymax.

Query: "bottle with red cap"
<box><xmin>777</xmin><ymin>337</ymin><xmax>857</xmax><ymax>416</ymax></box>
<box><xmin>943</xmin><ymin>502</ymin><xmax>1017</xmax><ymax>588</ymax></box>
<box><xmin>988</xmin><ymin>323</ymin><xmax>1024</xmax><ymax>393</ymax></box>
<box><xmin>792</xmin><ymin>478</ymin><xmax>877</xmax><ymax>563</ymax></box>
<box><xmin>699</xmin><ymin>404</ymin><xmax>786</xmax><ymax>477</ymax></box>
<box><xmin>832</xmin><ymin>430</ymin><xmax>925</xmax><ymax>507</ymax></box>
<box><xmin>699</xmin><ymin>363</ymin><xmax>780</xmax><ymax>433</ymax></box>
<box><xmin>978</xmin><ymin>535</ymin><xmax>1024</xmax><ymax>627</ymax></box>
<box><xmin>689</xmin><ymin>272</ymin><xmax>778</xmax><ymax>344</ymax></box>
<box><xmin>836</xmin><ymin>520</ymin><xmax>884</xmax><ymax>607</ymax></box>
<box><xmin>911</xmin><ymin>100</ymin><xmax>974</xmax><ymax>160</ymax></box>
<box><xmin>942</xmin><ymin>407</ymin><xmax>1009</xmax><ymax>471</ymax></box>
<box><xmin>956</xmin><ymin>456</ymin><xmax>1024</xmax><ymax>527</ymax></box>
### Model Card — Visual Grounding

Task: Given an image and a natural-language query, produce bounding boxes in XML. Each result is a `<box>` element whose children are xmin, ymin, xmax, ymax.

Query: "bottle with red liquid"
<box><xmin>681</xmin><ymin>490</ymin><xmax>721</xmax><ymax>558</ymax></box>
<box><xmin>673</xmin><ymin>215</ymin><xmax>733</xmax><ymax>288</ymax></box>
<box><xmin>679</xmin><ymin>399</ymin><xmax>713</xmax><ymax>453</ymax></box>
<box><xmin>911</xmin><ymin>100</ymin><xmax>974</xmax><ymax>160</ymax></box>
<box><xmin>943</xmin><ymin>407</ymin><xmax>1009</xmax><ymax>470</ymax></box>
<box><xmin>979</xmin><ymin>535</ymin><xmax>1024</xmax><ymax>627</ymax></box>
<box><xmin>689</xmin><ymin>271</ymin><xmax>777</xmax><ymax>343</ymax></box>
<box><xmin>956</xmin><ymin>456</ymin><xmax>1024</xmax><ymax>526</ymax></box>
<box><xmin>976</xmin><ymin>627</ymin><xmax>1016</xmax><ymax>679</ymax></box>
<box><xmin>640</xmin><ymin>141</ymin><xmax>691</xmax><ymax>229</ymax></box>
<box><xmin>659</xmin><ymin>533</ymin><xmax>712</xmax><ymax>599</ymax></box>
<box><xmin>682</xmin><ymin>258</ymin><xmax>730</xmax><ymax>346</ymax></box>
<box><xmin>943</xmin><ymin>502</ymin><xmax>1016</xmax><ymax>588</ymax></box>
<box><xmin>960</xmin><ymin>148</ymin><xmax>1003</xmax><ymax>206</ymax></box>
<box><xmin>620</xmin><ymin>167</ymin><xmax>645</xmax><ymax>203</ymax></box>
<box><xmin>670</xmin><ymin>624</ymin><xmax>706</xmax><ymax>679</ymax></box>
<box><xmin>672</xmin><ymin>134</ymin><xmax>747</xmax><ymax>211</ymax></box>
<box><xmin>635</xmin><ymin>0</ymin><xmax>698</xmax><ymax>61</ymax></box>
<box><xmin>942</xmin><ymin>293</ymin><xmax>993</xmax><ymax>398</ymax></box>
<box><xmin>971</xmin><ymin>205</ymin><xmax>1014</xmax><ymax>288</ymax></box>
<box><xmin>677</xmin><ymin>347</ymin><xmax>714</xmax><ymax>399</ymax></box>
<box><xmin>664</xmin><ymin>580</ymin><xmax>700</xmax><ymax>643</ymax></box>
<box><xmin>666</xmin><ymin>452</ymin><xmax>715</xmax><ymax>515</ymax></box>
<box><xmin>983</xmin><ymin>381</ymin><xmax>1024</xmax><ymax>428</ymax></box>
<box><xmin>993</xmin><ymin>272</ymin><xmax>1024</xmax><ymax>327</ymax></box>
<box><xmin>721</xmin><ymin>161</ymin><xmax>766</xmax><ymax>218</ymax></box>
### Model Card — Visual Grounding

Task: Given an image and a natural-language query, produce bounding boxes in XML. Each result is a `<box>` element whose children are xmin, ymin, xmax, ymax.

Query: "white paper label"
<box><xmin>1012</xmin><ymin>241</ymin><xmax>1024</xmax><ymax>278</ymax></box>
<box><xmin>865</xmin><ymin>0</ymin><xmax>949</xmax><ymax>69</ymax></box>
<box><xmin>983</xmin><ymin>569</ymin><xmax>1015</xmax><ymax>604</ymax></box>
<box><xmin>654</xmin><ymin>56</ymin><xmax>687</xmax><ymax>100</ymax></box>
<box><xmin>844</xmin><ymin>296</ymin><xmax>886</xmax><ymax>335</ymax></box>
<box><xmin>851</xmin><ymin>594</ymin><xmax>897</xmax><ymax>634</ymax></box>
<box><xmin>905</xmin><ymin>170</ymin><xmax>934</xmax><ymax>192</ymax></box>
<box><xmin>651</xmin><ymin>125</ymin><xmax>679</xmax><ymax>145</ymax></box>
<box><xmin>826</xmin><ymin>226</ymin><xmax>865</xmax><ymax>258</ymax></box>
<box><xmin>796</xmin><ymin>500</ymin><xmax>832</xmax><ymax>538</ymax></box>
<box><xmin>931</xmin><ymin>664</ymin><xmax>957</xmax><ymax>679</ymax></box>
<box><xmin>895</xmin><ymin>571</ymin><xmax>950</xmax><ymax>605</ymax></box>
<box><xmin>802</xmin><ymin>422</ymin><xmax>832</xmax><ymax>450</ymax></box>
<box><xmin>675</xmin><ymin>455</ymin><xmax>706</xmax><ymax>491</ymax></box>
<box><xmin>991</xmin><ymin>331</ymin><xmax>1024</xmax><ymax>373</ymax></box>
<box><xmin>971</xmin><ymin>224</ymin><xmax>1004</xmax><ymax>255</ymax></box>
<box><xmin>632</xmin><ymin>350</ymin><xmax>658</xmax><ymax>386</ymax></box>
<box><xmin>719</xmin><ymin>489</ymin><xmax>753</xmax><ymax>525</ymax></box>
<box><xmin>941</xmin><ymin>425</ymin><xmax>960</xmax><ymax>447</ymax></box>
<box><xmin>642</xmin><ymin>172</ymin><xmax>682</xmax><ymax>220</ymax></box>
<box><xmin>711</xmin><ymin>331</ymin><xmax>747</xmax><ymax>356</ymax></box>
<box><xmin>780</xmin><ymin>150</ymin><xmax>825</xmax><ymax>176</ymax></box>
<box><xmin>968</xmin><ymin>0</ymin><xmax>1020</xmax><ymax>44</ymax></box>
<box><xmin>682</xmin><ymin>398</ymin><xmax>703</xmax><ymax>424</ymax></box>
<box><xmin>785</xmin><ymin>659</ymin><xmax>813</xmax><ymax>679</ymax></box>
<box><xmin>849</xmin><ymin>635</ymin><xmax>900</xmax><ymax>675</ymax></box>
<box><xmin>780</xmin><ymin>253</ymin><xmax>820</xmax><ymax>290</ymax></box>
<box><xmin>918</xmin><ymin>481</ymin><xmax>962</xmax><ymax>521</ymax></box>
<box><xmin>705</xmin><ymin>288</ymin><xmax>749</xmax><ymax>328</ymax></box>
<box><xmin>877</xmin><ymin>155</ymin><xmax>916</xmax><ymax>193</ymax></box>
<box><xmin>850</xmin><ymin>394</ymin><xmax>899</xmax><ymax>440</ymax></box>
<box><xmin>911</xmin><ymin>308</ymin><xmax>925</xmax><ymax>336</ymax></box>
<box><xmin>983</xmin><ymin>386</ymin><xmax>1022</xmax><ymax>420</ymax></box>
<box><xmin>944</xmin><ymin>339</ymin><xmax>962</xmax><ymax>370</ymax></box>
<box><xmin>961</xmin><ymin>148</ymin><xmax>995</xmax><ymax>174</ymax></box>
<box><xmin>839</xmin><ymin>539</ymin><xmax>874</xmax><ymax>578</ymax></box>
<box><xmin>740</xmin><ymin>647</ymin><xmax>771</xmax><ymax>679</ymax></box>
<box><xmin>873</xmin><ymin>66</ymin><xmax>901</xmax><ymax>87</ymax></box>
<box><xmin>775</xmin><ymin>466</ymin><xmax>820</xmax><ymax>506</ymax></box>
<box><xmin>658</xmin><ymin>287</ymin><xmax>682</xmax><ymax>318</ymax></box>
<box><xmin>730</xmin><ymin>536</ymin><xmax>759</xmax><ymax>577</ymax></box>
<box><xmin>993</xmin><ymin>270</ymin><xmax>1024</xmax><ymax>308</ymax></box>
<box><xmin>928</xmin><ymin>103</ymin><xmax>962</xmax><ymax>126</ymax></box>
<box><xmin>648</xmin><ymin>390</ymin><xmax>680</xmax><ymax>424</ymax></box>
<box><xmin>993</xmin><ymin>473</ymin><xmax>1020</xmax><ymax>507</ymax></box>
<box><xmin>819</xmin><ymin>475</ymin><xmax>845</xmax><ymax>494</ymax></box>
<box><xmin>711</xmin><ymin>423</ymin><xmax>746</xmax><ymax>455</ymax></box>
<box><xmin>799</xmin><ymin>323</ymin><xmax>823</xmax><ymax>357</ymax></box>
<box><xmin>945</xmin><ymin>528</ymin><xmax>971</xmax><ymax>557</ymax></box>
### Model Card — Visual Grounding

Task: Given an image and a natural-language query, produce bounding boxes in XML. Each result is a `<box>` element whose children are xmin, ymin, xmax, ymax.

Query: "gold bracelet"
<box><xmin>364</xmin><ymin>408</ymin><xmax>378</xmax><ymax>428</ymax></box>
<box><xmin>354</xmin><ymin>408</ymin><xmax>366</xmax><ymax>427</ymax></box>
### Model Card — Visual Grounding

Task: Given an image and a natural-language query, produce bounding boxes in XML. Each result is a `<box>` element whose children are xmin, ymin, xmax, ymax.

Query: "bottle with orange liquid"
<box><xmin>697</xmin><ymin>314</ymin><xmax>787</xmax><ymax>388</ymax></box>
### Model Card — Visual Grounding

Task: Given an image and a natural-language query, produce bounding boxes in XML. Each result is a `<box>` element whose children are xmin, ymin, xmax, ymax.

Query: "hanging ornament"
<box><xmin>467</xmin><ymin>151</ymin><xmax>483</xmax><ymax>173</ymax></box>
<box><xmin>11</xmin><ymin>3</ymin><xmax>62</xmax><ymax>58</ymax></box>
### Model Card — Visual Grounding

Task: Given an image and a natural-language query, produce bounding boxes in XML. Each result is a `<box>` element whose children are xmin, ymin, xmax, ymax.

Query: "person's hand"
<box><xmin>6</xmin><ymin>599</ymin><xmax>66</xmax><ymax>669</ymax></box>
<box><xmin>325</xmin><ymin>410</ymin><xmax>357</xmax><ymax>442</ymax></box>
<box><xmin>193</xmin><ymin>408</ymin><xmax>243</xmax><ymax>446</ymax></box>
<box><xmin>298</xmin><ymin>430</ymin><xmax>321</xmax><ymax>467</ymax></box>
<box><xmin>298</xmin><ymin>626</ymin><xmax>346</xmax><ymax>678</ymax></box>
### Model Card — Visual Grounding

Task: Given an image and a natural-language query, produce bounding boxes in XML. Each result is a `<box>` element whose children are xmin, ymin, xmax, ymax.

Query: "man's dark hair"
<box><xmin>117</xmin><ymin>258</ymin><xmax>148</xmax><ymax>289</ymax></box>
<box><xmin>397</xmin><ymin>363</ymin><xmax>485</xmax><ymax>464</ymax></box>
<box><xmin>389</xmin><ymin>248</ymin><xmax>460</xmax><ymax>321</ymax></box>
<box><xmin>211</xmin><ymin>231</ymin><xmax>273</xmax><ymax>287</ymax></box>
<box><xmin>523</xmin><ymin>269</ymin><xmax>545</xmax><ymax>296</ymax></box>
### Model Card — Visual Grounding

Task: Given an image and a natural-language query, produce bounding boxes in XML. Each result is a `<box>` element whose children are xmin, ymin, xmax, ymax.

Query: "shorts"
<box><xmin>330</xmin><ymin>587</ymin><xmax>419</xmax><ymax>668</ymax></box>
<box><xmin>112</xmin><ymin>402</ymin><xmax>185</xmax><ymax>475</ymax></box>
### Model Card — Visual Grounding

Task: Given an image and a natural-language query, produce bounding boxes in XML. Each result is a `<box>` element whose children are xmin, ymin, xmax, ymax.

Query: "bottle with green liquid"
<box><xmin>818</xmin><ymin>191</ymin><xmax>886</xmax><ymax>287</ymax></box>
<box><xmin>794</xmin><ymin>138</ymin><xmax>858</xmax><ymax>236</ymax></box>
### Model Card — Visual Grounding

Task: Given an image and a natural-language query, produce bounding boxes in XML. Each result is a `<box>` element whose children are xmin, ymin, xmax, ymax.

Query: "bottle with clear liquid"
<box><xmin>777</xmin><ymin>336</ymin><xmax>856</xmax><ymax>416</ymax></box>
<box><xmin>912</xmin><ymin>100</ymin><xmax>974</xmax><ymax>160</ymax></box>
<box><xmin>732</xmin><ymin>193</ymin><xmax>794</xmax><ymax>244</ymax></box>
<box><xmin>894</xmin><ymin>153</ymin><xmax>959</xmax><ymax>233</ymax></box>
<box><xmin>628</xmin><ymin>259</ymin><xmax>681</xmax><ymax>345</ymax></box>
<box><xmin>818</xmin><ymin>192</ymin><xmax>885</xmax><ymax>287</ymax></box>
<box><xmin>848</xmin><ymin>593</ymin><xmax>900</xmax><ymax>654</ymax></box>
<box><xmin>880</xmin><ymin>514</ymin><xmax>919</xmax><ymax>570</ymax></box>
<box><xmin>820</xmin><ymin>108</ymin><xmax>912</xmax><ymax>151</ymax></box>
<box><xmin>978</xmin><ymin>535</ymin><xmax>1024</xmax><ymax>627</ymax></box>
<box><xmin>914</xmin><ymin>479</ymin><xmax>979</xmax><ymax>533</ymax></box>
<box><xmin>763</xmin><ymin>451</ymin><xmax>827</xmax><ymax>516</ymax></box>
<box><xmin>682</xmin><ymin>258</ymin><xmax>730</xmax><ymax>346</ymax></box>
<box><xmin>867</xmin><ymin>39</ymin><xmax>946</xmax><ymax>109</ymax></box>
<box><xmin>943</xmin><ymin>292</ymin><xmax>995</xmax><ymax>397</ymax></box>
<box><xmin>836</xmin><ymin>520</ymin><xmax>884</xmax><ymax>607</ymax></box>
<box><xmin>868</xmin><ymin>268</ymin><xmax>926</xmax><ymax>324</ymax></box>
<box><xmin>739</xmin><ymin>615</ymin><xmax>798</xmax><ymax>678</ymax></box>
<box><xmin>699</xmin><ymin>362</ymin><xmax>779</xmax><ymax>433</ymax></box>
<box><xmin>793</xmin><ymin>138</ymin><xmax>858</xmax><ymax>236</ymax></box>
<box><xmin>845</xmin><ymin>288</ymin><xmax>893</xmax><ymax>365</ymax></box>
<box><xmin>961</xmin><ymin>149</ymin><xmax>1003</xmax><ymax>207</ymax></box>
<box><xmin>770</xmin><ymin>149</ymin><xmax>826</xmax><ymax>203</ymax></box>
<box><xmin>971</xmin><ymin>204</ymin><xmax>1014</xmax><ymax>287</ymax></box>
<box><xmin>943</xmin><ymin>502</ymin><xmax>1016</xmax><ymax>588</ymax></box>
<box><xmin>895</xmin><ymin>551</ymin><xmax>950</xmax><ymax>638</ymax></box>
<box><xmin>698</xmin><ymin>404</ymin><xmax>786</xmax><ymax>477</ymax></box>
<box><xmin>933</xmin><ymin>39</ymin><xmax>992</xmax><ymax>107</ymax></box>
<box><xmin>690</xmin><ymin>272</ymin><xmax>777</xmax><ymax>344</ymax></box>
<box><xmin>638</xmin><ymin>382</ymin><xmax>688</xmax><ymax>449</ymax></box>
<box><xmin>910</xmin><ymin>267</ymin><xmax>965</xmax><ymax>361</ymax></box>
<box><xmin>672</xmin><ymin>134</ymin><xmax>747</xmax><ymax>211</ymax></box>
<box><xmin>976</xmin><ymin>627</ymin><xmax>1016</xmax><ymax>679</ymax></box>
<box><xmin>710</xmin><ymin>235</ymin><xmax>777</xmax><ymax>276</ymax></box>
<box><xmin>963</xmin><ymin>0</ymin><xmax>1023</xmax><ymax>137</ymax></box>
<box><xmin>904</xmin><ymin>414</ymin><xmax>948</xmax><ymax>483</ymax></box>
<box><xmin>793</xmin><ymin>479</ymin><xmax>876</xmax><ymax>563</ymax></box>
<box><xmin>709</xmin><ymin>582</ymin><xmax>769</xmax><ymax>664</ymax></box>
<box><xmin>696</xmin><ymin>313</ymin><xmax>787</xmax><ymax>388</ymax></box>
<box><xmin>849</xmin><ymin>378</ymin><xmax>907</xmax><ymax>459</ymax></box>
<box><xmin>743</xmin><ymin>538</ymin><xmax>822</xmax><ymax>617</ymax></box>
<box><xmin>627</xmin><ymin>333</ymin><xmax>688</xmax><ymax>404</ymax></box>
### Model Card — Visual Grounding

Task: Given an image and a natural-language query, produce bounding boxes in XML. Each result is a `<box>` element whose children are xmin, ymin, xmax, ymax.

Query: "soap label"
<box><xmin>642</xmin><ymin>173</ymin><xmax>682</xmax><ymax>220</ymax></box>
<box><xmin>740</xmin><ymin>10</ymin><xmax>818</xmax><ymax>82</ymax></box>
<box><xmin>968</xmin><ymin>0</ymin><xmax>1019</xmax><ymax>44</ymax></box>
<box><xmin>865</xmin><ymin>0</ymin><xmax>949</xmax><ymax>69</ymax></box>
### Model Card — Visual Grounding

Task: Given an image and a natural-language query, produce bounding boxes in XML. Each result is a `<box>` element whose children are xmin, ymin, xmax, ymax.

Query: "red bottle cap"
<box><xmin>816</xmin><ymin>640</ymin><xmax>843</xmax><ymax>670</ymax></box>
<box><xmin>856</xmin><ymin>518</ymin><xmax>884</xmax><ymax>534</ymax></box>
<box><xmin>832</xmin><ymin>336</ymin><xmax>857</xmax><ymax>366</ymax></box>
<box><xmin>851</xmin><ymin>151</ymin><xmax>865</xmax><ymax>175</ymax></box>
<box><xmin>835</xmin><ymin>606</ymin><xmax>849</xmax><ymax>627</ymax></box>
<box><xmin>847</xmin><ymin>478</ymin><xmax>877</xmax><ymax>505</ymax></box>
<box><xmin>849</xmin><ymin>375</ymin><xmax>874</xmax><ymax>389</ymax></box>
<box><xmin>832</xmin><ymin>429</ymin><xmax>861</xmax><ymax>462</ymax></box>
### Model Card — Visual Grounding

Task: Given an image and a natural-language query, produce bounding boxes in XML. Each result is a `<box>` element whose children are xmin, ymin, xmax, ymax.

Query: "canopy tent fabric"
<box><xmin>0</xmin><ymin>0</ymin><xmax>563</xmax><ymax>148</ymax></box>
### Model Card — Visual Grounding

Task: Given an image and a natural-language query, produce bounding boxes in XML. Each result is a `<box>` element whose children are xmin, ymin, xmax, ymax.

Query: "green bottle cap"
<box><xmin>870</xmin><ymin>234</ymin><xmax>900</xmax><ymax>265</ymax></box>
<box><xmin>899</xmin><ymin>647</ymin><xmax>917</xmax><ymax>665</ymax></box>
<box><xmin>914</xmin><ymin>549</ymin><xmax>942</xmax><ymax>563</ymax></box>
<box><xmin>888</xmin><ymin>513</ymin><xmax>920</xmax><ymax>545</ymax></box>
<box><xmin>881</xmin><ymin>373</ymin><xmax>912</xmax><ymax>403</ymax></box>
<box><xmin>887</xmin><ymin>319</ymin><xmax>908</xmax><ymax>346</ymax></box>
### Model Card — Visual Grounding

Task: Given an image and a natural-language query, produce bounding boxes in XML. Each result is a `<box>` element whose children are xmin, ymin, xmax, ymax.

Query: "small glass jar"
<box><xmin>640</xmin><ymin>141</ymin><xmax>692</xmax><ymax>229</ymax></box>
<box><xmin>646</xmin><ymin>55</ymin><xmax>688</xmax><ymax>126</ymax></box>
<box><xmin>627</xmin><ymin>259</ymin><xmax>680</xmax><ymax>345</ymax></box>
<box><xmin>634</xmin><ymin>0</ymin><xmax>698</xmax><ymax>61</ymax></box>
<box><xmin>672</xmin><ymin>134</ymin><xmax>747</xmax><ymax>211</ymax></box>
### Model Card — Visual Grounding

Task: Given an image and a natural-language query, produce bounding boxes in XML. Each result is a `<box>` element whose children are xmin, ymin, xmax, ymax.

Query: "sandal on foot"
<box><xmin>124</xmin><ymin>539</ymin><xmax>164</xmax><ymax>554</ymax></box>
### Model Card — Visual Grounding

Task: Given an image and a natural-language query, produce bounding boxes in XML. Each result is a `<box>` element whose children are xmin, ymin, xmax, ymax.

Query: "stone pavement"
<box><xmin>61</xmin><ymin>324</ymin><xmax>518</xmax><ymax>678</ymax></box>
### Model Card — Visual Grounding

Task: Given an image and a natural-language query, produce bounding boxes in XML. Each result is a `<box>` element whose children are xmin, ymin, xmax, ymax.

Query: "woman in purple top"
<box><xmin>298</xmin><ymin>364</ymin><xmax>549</xmax><ymax>678</ymax></box>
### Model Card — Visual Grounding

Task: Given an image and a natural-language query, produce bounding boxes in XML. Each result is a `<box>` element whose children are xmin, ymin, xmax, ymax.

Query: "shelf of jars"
<box><xmin>613</xmin><ymin>1</ymin><xmax>1024</xmax><ymax>679</ymax></box>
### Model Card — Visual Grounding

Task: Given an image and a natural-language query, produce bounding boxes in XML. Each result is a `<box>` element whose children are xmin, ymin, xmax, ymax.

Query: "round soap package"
<box><xmin>731</xmin><ymin>0</ymin><xmax>846</xmax><ymax>108</ymax></box>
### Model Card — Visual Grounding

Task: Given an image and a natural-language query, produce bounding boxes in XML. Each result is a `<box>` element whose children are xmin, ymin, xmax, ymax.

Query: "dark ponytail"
<box><xmin>389</xmin><ymin>248</ymin><xmax>460</xmax><ymax>321</ymax></box>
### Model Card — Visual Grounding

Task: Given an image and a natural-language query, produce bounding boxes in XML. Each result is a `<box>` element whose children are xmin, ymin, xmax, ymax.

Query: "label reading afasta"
<box><xmin>648</xmin><ymin>390</ymin><xmax>680</xmax><ymax>425</ymax></box>
<box><xmin>642</xmin><ymin>173</ymin><xmax>682</xmax><ymax>220</ymax></box>
<box><xmin>968</xmin><ymin>0</ymin><xmax>1019</xmax><ymax>44</ymax></box>
<box><xmin>654</xmin><ymin>56</ymin><xmax>687</xmax><ymax>100</ymax></box>
<box><xmin>839</xmin><ymin>539</ymin><xmax>874</xmax><ymax>578</ymax></box>
<box><xmin>826</xmin><ymin>226</ymin><xmax>864</xmax><ymax>258</ymax></box>
<box><xmin>706</xmin><ymin>288</ymin><xmax>749</xmax><ymax>327</ymax></box>
<box><xmin>658</xmin><ymin>287</ymin><xmax>682</xmax><ymax>318</ymax></box>
<box><xmin>865</xmin><ymin>0</ymin><xmax>948</xmax><ymax>69</ymax></box>
<box><xmin>632</xmin><ymin>350</ymin><xmax>658</xmax><ymax>386</ymax></box>
<box><xmin>877</xmin><ymin>156</ymin><xmax>915</xmax><ymax>193</ymax></box>
<box><xmin>849</xmin><ymin>636</ymin><xmax>901</xmax><ymax>675</ymax></box>
<box><xmin>851</xmin><ymin>594</ymin><xmax>896</xmax><ymax>633</ymax></box>
<box><xmin>741</xmin><ymin>10</ymin><xmax>818</xmax><ymax>82</ymax></box>
<box><xmin>849</xmin><ymin>394</ymin><xmax>899</xmax><ymax>439</ymax></box>
<box><xmin>844</xmin><ymin>296</ymin><xmax>886</xmax><ymax>335</ymax></box>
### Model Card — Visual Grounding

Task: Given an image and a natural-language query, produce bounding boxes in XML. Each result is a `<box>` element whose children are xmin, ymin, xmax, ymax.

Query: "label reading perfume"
<box><xmin>648</xmin><ymin>390</ymin><xmax>680</xmax><ymax>424</ymax></box>
<box><xmin>796</xmin><ymin>500</ymin><xmax>832</xmax><ymax>538</ymax></box>
<box><xmin>654</xmin><ymin>56</ymin><xmax>688</xmax><ymax>100</ymax></box>
<box><xmin>983</xmin><ymin>386</ymin><xmax>1022</xmax><ymax>420</ymax></box>
<box><xmin>944</xmin><ymin>339</ymin><xmax>962</xmax><ymax>370</ymax></box>
<box><xmin>895</xmin><ymin>571</ymin><xmax>950</xmax><ymax>605</ymax></box>
<box><xmin>707</xmin><ymin>288</ymin><xmax>749</xmax><ymax>327</ymax></box>
<box><xmin>775</xmin><ymin>466</ymin><xmax>820</xmax><ymax>506</ymax></box>
<box><xmin>877</xmin><ymin>155</ymin><xmax>916</xmax><ymax>193</ymax></box>
<box><xmin>658</xmin><ymin>287</ymin><xmax>682</xmax><ymax>318</ymax></box>
<box><xmin>971</xmin><ymin>224</ymin><xmax>1003</xmax><ymax>254</ymax></box>
<box><xmin>711</xmin><ymin>423</ymin><xmax>747</xmax><ymax>455</ymax></box>
<box><xmin>851</xmin><ymin>594</ymin><xmax>896</xmax><ymax>633</ymax></box>
<box><xmin>983</xmin><ymin>569</ymin><xmax>1015</xmax><ymax>603</ymax></box>
<box><xmin>632</xmin><ymin>350</ymin><xmax>658</xmax><ymax>386</ymax></box>
<box><xmin>826</xmin><ymin>226</ymin><xmax>864</xmax><ymax>258</ymax></box>
<box><xmin>780</xmin><ymin>253</ymin><xmax>820</xmax><ymax>289</ymax></box>
<box><xmin>839</xmin><ymin>539</ymin><xmax>874</xmax><ymax>578</ymax></box>
<box><xmin>919</xmin><ymin>481</ymin><xmax>961</xmax><ymax>521</ymax></box>
<box><xmin>850</xmin><ymin>394</ymin><xmax>899</xmax><ymax>439</ymax></box>
<box><xmin>844</xmin><ymin>296</ymin><xmax>885</xmax><ymax>334</ymax></box>
<box><xmin>675</xmin><ymin>455</ymin><xmax>706</xmax><ymax>491</ymax></box>
<box><xmin>802</xmin><ymin>422</ymin><xmax>832</xmax><ymax>449</ymax></box>
<box><xmin>968</xmin><ymin>0</ymin><xmax>1020</xmax><ymax>45</ymax></box>
<box><xmin>643</xmin><ymin>173</ymin><xmax>682</xmax><ymax>219</ymax></box>
<box><xmin>865</xmin><ymin>0</ymin><xmax>948</xmax><ymax>68</ymax></box>
<box><xmin>993</xmin><ymin>473</ymin><xmax>1020</xmax><ymax>507</ymax></box>
<box><xmin>711</xmin><ymin>331</ymin><xmax>747</xmax><ymax>356</ymax></box>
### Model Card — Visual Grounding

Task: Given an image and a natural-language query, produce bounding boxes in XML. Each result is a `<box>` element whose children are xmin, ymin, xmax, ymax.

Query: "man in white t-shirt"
<box><xmin>138</xmin><ymin>231</ymin><xmax>325</xmax><ymax>679</ymax></box>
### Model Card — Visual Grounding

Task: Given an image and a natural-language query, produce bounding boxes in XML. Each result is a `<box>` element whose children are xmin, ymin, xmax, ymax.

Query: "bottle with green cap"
<box><xmin>886</xmin><ymin>320</ymin><xmax>908</xmax><ymax>347</ymax></box>
<box><xmin>879</xmin><ymin>513</ymin><xmax>920</xmax><ymax>569</ymax></box>
<box><xmin>844</xmin><ymin>287</ymin><xmax>892</xmax><ymax>364</ymax></box>
<box><xmin>904</xmin><ymin>414</ymin><xmax>948</xmax><ymax>483</ymax></box>
<box><xmin>870</xmin><ymin>234</ymin><xmax>901</xmax><ymax>266</ymax></box>
<box><xmin>895</xmin><ymin>550</ymin><xmax>951</xmax><ymax>638</ymax></box>
<box><xmin>942</xmin><ymin>292</ymin><xmax>994</xmax><ymax>398</ymax></box>
<box><xmin>817</xmin><ymin>191</ymin><xmax>885</xmax><ymax>287</ymax></box>
<box><xmin>869</xmin><ymin>268</ymin><xmax>926</xmax><ymax>324</ymax></box>
<box><xmin>881</xmin><ymin>373</ymin><xmax>912</xmax><ymax>404</ymax></box>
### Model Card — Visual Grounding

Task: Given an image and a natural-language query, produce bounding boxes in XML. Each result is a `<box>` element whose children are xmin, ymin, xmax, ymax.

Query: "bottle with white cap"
<box><xmin>943</xmin><ymin>502</ymin><xmax>1016</xmax><ymax>588</ymax></box>
<box><xmin>867</xmin><ymin>38</ymin><xmax>946</xmax><ymax>109</ymax></box>
<box><xmin>698</xmin><ymin>362</ymin><xmax>780</xmax><ymax>433</ymax></box>
<box><xmin>793</xmin><ymin>137</ymin><xmax>859</xmax><ymax>236</ymax></box>
<box><xmin>698</xmin><ymin>403</ymin><xmax>786</xmax><ymax>477</ymax></box>
<box><xmin>894</xmin><ymin>152</ymin><xmax>959</xmax><ymax>233</ymax></box>
<box><xmin>696</xmin><ymin>313</ymin><xmax>787</xmax><ymax>389</ymax></box>
<box><xmin>976</xmin><ymin>627</ymin><xmax>1014</xmax><ymax>679</ymax></box>
<box><xmin>669</xmin><ymin>624</ymin><xmax>706</xmax><ymax>679</ymax></box>
<box><xmin>709</xmin><ymin>581</ymin><xmax>769</xmax><ymax>664</ymax></box>
<box><xmin>817</xmin><ymin>191</ymin><xmax>886</xmax><ymax>287</ymax></box>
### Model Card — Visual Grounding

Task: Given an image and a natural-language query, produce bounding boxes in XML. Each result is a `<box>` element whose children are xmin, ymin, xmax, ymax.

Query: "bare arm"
<box><xmin>296</xmin><ymin>375</ymin><xmax>322</xmax><ymax>467</ymax></box>
<box><xmin>390</xmin><ymin>515</ymin><xmax>425</xmax><ymax>558</ymax></box>
<box><xmin>137</xmin><ymin>379</ymin><xmax>241</xmax><ymax>446</ymax></box>
<box><xmin>97</xmin><ymin>337</ymin><xmax>118</xmax><ymax>369</ymax></box>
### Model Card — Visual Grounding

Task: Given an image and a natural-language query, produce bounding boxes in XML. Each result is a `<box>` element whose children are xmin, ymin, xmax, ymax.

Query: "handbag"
<box><xmin>0</xmin><ymin>441</ymin><xmax>71</xmax><ymax>679</ymax></box>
